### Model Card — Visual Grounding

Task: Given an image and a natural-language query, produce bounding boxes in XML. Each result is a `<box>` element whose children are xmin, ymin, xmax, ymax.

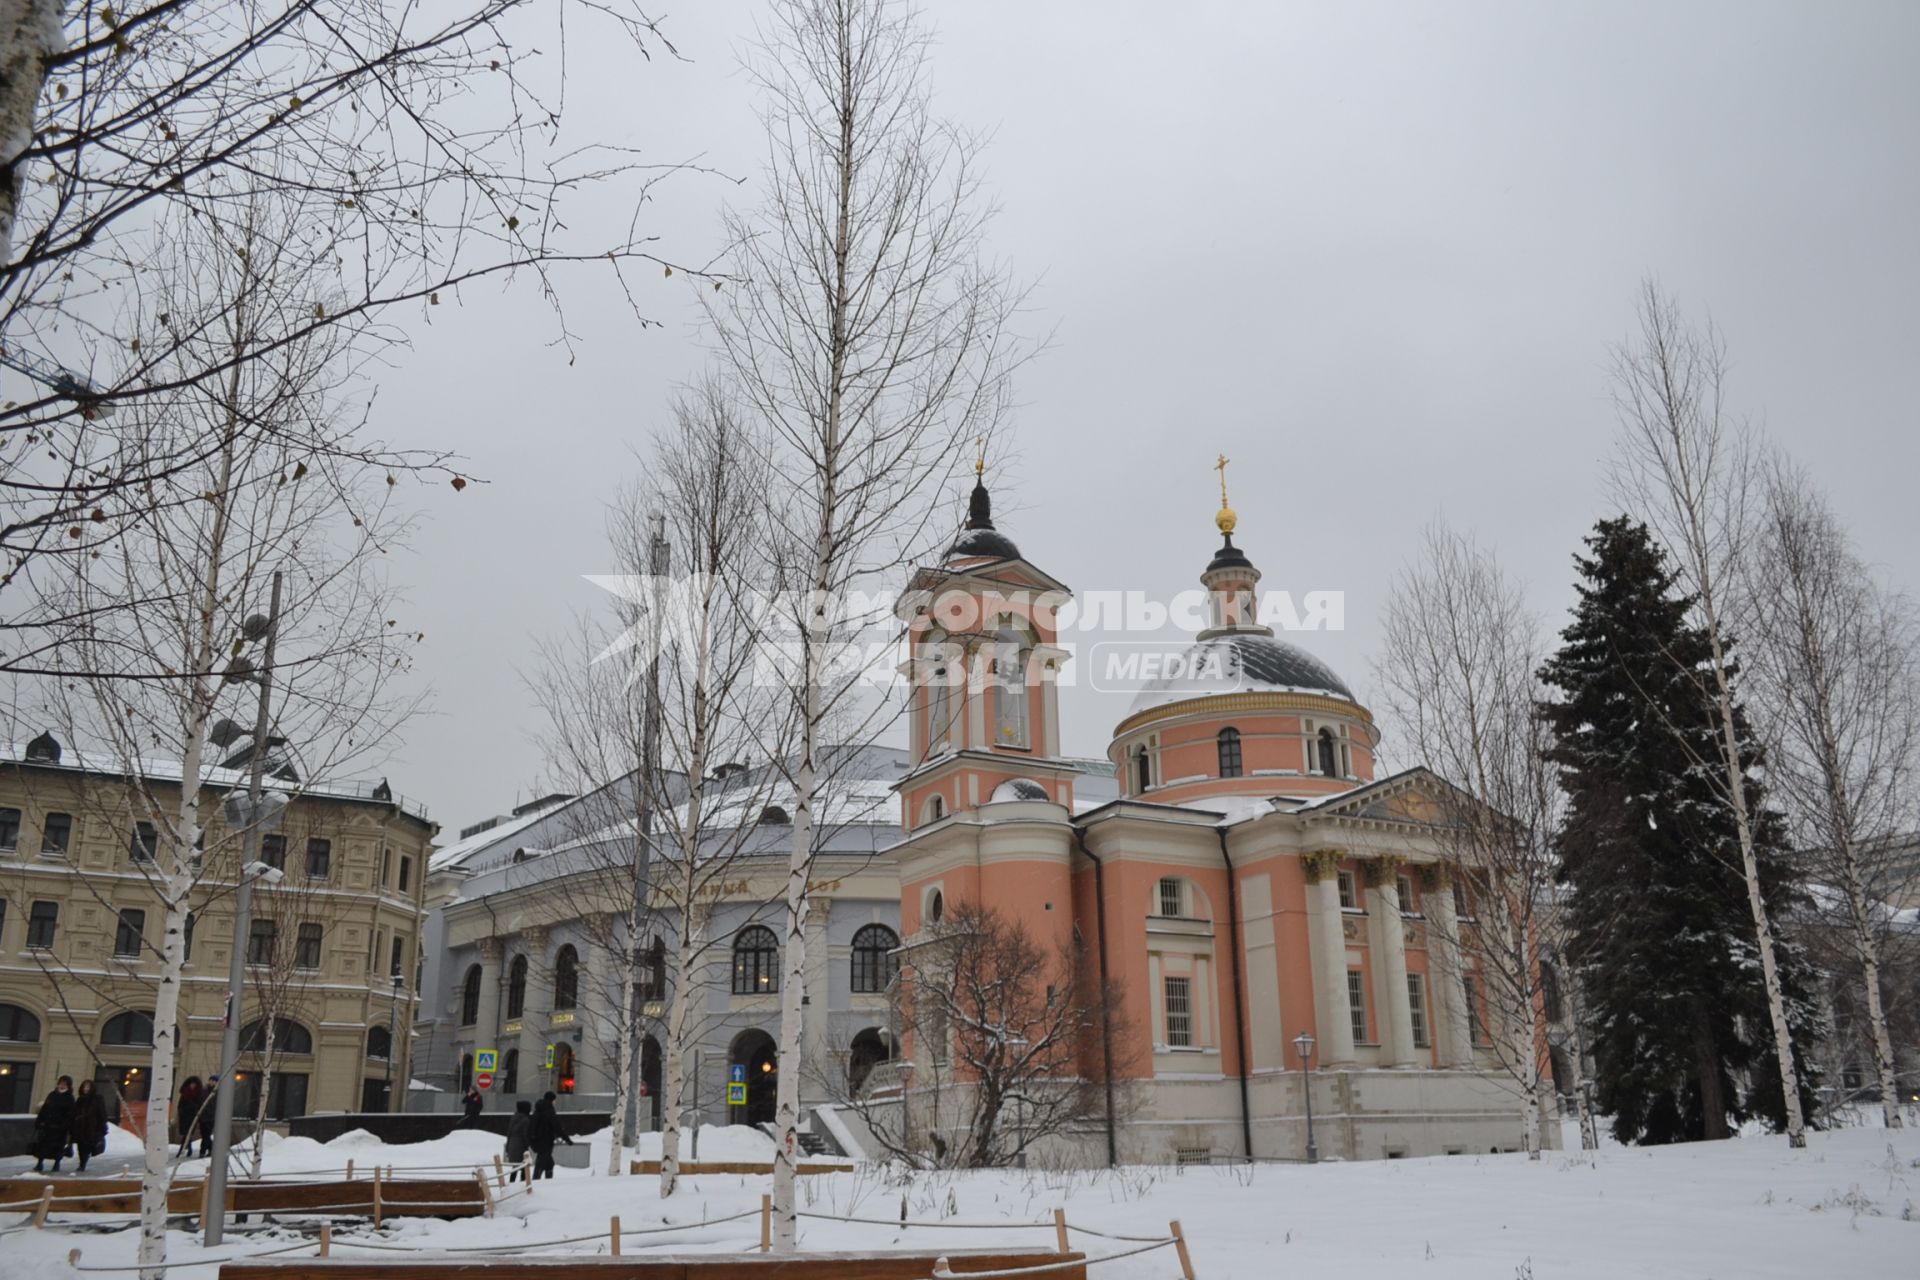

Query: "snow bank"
<box><xmin>10</xmin><ymin>1125</ymin><xmax>1915</xmax><ymax>1280</ymax></box>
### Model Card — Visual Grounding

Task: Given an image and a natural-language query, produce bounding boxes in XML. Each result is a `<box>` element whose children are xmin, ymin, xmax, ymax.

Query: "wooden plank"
<box><xmin>0</xmin><ymin>1177</ymin><xmax>483</xmax><ymax>1220</ymax></box>
<box><xmin>217</xmin><ymin>1249</ymin><xmax>1086</xmax><ymax>1280</ymax></box>
<box><xmin>1170</xmin><ymin>1219</ymin><xmax>1195</xmax><ymax>1280</ymax></box>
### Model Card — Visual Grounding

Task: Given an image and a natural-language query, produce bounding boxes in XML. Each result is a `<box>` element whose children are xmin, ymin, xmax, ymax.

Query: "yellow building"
<box><xmin>0</xmin><ymin>733</ymin><xmax>435</xmax><ymax>1124</ymax></box>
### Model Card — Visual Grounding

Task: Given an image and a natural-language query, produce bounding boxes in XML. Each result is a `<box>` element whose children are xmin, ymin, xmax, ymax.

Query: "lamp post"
<box><xmin>205</xmin><ymin>572</ymin><xmax>284</xmax><ymax>1247</ymax></box>
<box><xmin>386</xmin><ymin>973</ymin><xmax>404</xmax><ymax>1112</ymax></box>
<box><xmin>1293</xmin><ymin>1031</ymin><xmax>1318</xmax><ymax>1164</ymax></box>
<box><xmin>204</xmin><ymin>859</ymin><xmax>282</xmax><ymax>1244</ymax></box>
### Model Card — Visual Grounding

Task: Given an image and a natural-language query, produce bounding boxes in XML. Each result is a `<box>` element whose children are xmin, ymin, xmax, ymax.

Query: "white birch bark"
<box><xmin>0</xmin><ymin>0</ymin><xmax>62</xmax><ymax>268</ymax></box>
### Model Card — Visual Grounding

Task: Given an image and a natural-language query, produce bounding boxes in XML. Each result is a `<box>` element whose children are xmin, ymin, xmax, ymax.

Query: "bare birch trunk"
<box><xmin>0</xmin><ymin>0</ymin><xmax>62</xmax><ymax>267</ymax></box>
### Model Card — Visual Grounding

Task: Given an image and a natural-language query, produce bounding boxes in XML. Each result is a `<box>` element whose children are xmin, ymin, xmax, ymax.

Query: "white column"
<box><xmin>1423</xmin><ymin>868</ymin><xmax>1474</xmax><ymax>1068</ymax></box>
<box><xmin>1302</xmin><ymin>853</ymin><xmax>1355</xmax><ymax>1067</ymax></box>
<box><xmin>474</xmin><ymin>937</ymin><xmax>503</xmax><ymax>1053</ymax></box>
<box><xmin>1366</xmin><ymin>860</ymin><xmax>1420</xmax><ymax>1068</ymax></box>
<box><xmin>801</xmin><ymin>898</ymin><xmax>833</xmax><ymax>1107</ymax></box>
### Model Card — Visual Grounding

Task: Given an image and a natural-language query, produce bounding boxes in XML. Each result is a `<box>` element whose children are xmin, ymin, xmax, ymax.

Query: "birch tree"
<box><xmin>1376</xmin><ymin>520</ymin><xmax>1576</xmax><ymax>1156</ymax></box>
<box><xmin>527</xmin><ymin>377</ymin><xmax>787</xmax><ymax>1184</ymax></box>
<box><xmin>708</xmin><ymin>0</ymin><xmax>1024</xmax><ymax>1248</ymax></box>
<box><xmin>1608</xmin><ymin>279</ymin><xmax>1811</xmax><ymax>1148</ymax></box>
<box><xmin>23</xmin><ymin>201</ymin><xmax>418</xmax><ymax>1280</ymax></box>
<box><xmin>0</xmin><ymin>1</ymin><xmax>698</xmax><ymax>661</ymax></box>
<box><xmin>1745</xmin><ymin>456</ymin><xmax>1918</xmax><ymax>1129</ymax></box>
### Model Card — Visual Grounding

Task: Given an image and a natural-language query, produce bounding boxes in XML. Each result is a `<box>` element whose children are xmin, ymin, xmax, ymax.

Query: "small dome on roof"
<box><xmin>989</xmin><ymin>777</ymin><xmax>1051</xmax><ymax>803</ymax></box>
<box><xmin>1128</xmin><ymin>633</ymin><xmax>1354</xmax><ymax>717</ymax></box>
<box><xmin>945</xmin><ymin>474</ymin><xmax>1021</xmax><ymax>563</ymax></box>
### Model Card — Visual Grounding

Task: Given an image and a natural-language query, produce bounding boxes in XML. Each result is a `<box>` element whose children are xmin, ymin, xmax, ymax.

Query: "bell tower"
<box><xmin>896</xmin><ymin>458</ymin><xmax>1076</xmax><ymax>831</ymax></box>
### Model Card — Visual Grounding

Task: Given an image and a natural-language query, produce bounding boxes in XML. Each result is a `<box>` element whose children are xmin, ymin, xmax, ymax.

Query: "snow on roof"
<box><xmin>2</xmin><ymin>741</ymin><xmax>428</xmax><ymax>821</ymax></box>
<box><xmin>428</xmin><ymin>804</ymin><xmax>554</xmax><ymax>871</ymax></box>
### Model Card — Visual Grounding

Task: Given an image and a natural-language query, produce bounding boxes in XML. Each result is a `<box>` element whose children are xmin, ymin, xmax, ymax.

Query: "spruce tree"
<box><xmin>1540</xmin><ymin>518</ymin><xmax>1819</xmax><ymax>1143</ymax></box>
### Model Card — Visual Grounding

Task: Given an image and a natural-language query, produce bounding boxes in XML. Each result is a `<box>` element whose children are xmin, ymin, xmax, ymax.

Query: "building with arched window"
<box><xmin>416</xmin><ymin>748</ymin><xmax>909</xmax><ymax>1125</ymax></box>
<box><xmin>0</xmin><ymin>738</ymin><xmax>434</xmax><ymax>1122</ymax></box>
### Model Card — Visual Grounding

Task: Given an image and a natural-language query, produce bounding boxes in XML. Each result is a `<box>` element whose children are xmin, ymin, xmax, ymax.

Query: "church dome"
<box><xmin>1127</xmin><ymin>633</ymin><xmax>1354</xmax><ymax>717</ymax></box>
<box><xmin>947</xmin><ymin>525</ymin><xmax>1022</xmax><ymax>562</ymax></box>
<box><xmin>945</xmin><ymin>468</ymin><xmax>1021</xmax><ymax>563</ymax></box>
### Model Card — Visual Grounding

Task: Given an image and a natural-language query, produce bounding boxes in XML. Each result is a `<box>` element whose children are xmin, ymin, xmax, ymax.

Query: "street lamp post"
<box><xmin>386</xmin><ymin>974</ymin><xmax>404</xmax><ymax>1112</ymax></box>
<box><xmin>1294</xmin><ymin>1031</ymin><xmax>1319</xmax><ymax>1164</ymax></box>
<box><xmin>204</xmin><ymin>859</ymin><xmax>282</xmax><ymax>1243</ymax></box>
<box><xmin>205</xmin><ymin>573</ymin><xmax>284</xmax><ymax>1247</ymax></box>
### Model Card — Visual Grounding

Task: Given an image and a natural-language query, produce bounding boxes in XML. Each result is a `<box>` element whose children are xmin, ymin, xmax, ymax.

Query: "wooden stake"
<box><xmin>1170</xmin><ymin>1219</ymin><xmax>1196</xmax><ymax>1280</ymax></box>
<box><xmin>610</xmin><ymin>1216</ymin><xmax>621</xmax><ymax>1257</ymax></box>
<box><xmin>319</xmin><ymin>1223</ymin><xmax>332</xmax><ymax>1258</ymax></box>
<box><xmin>346</xmin><ymin>1158</ymin><xmax>355</xmax><ymax>1180</ymax></box>
<box><xmin>476</xmin><ymin>1169</ymin><xmax>495</xmax><ymax>1219</ymax></box>
<box><xmin>759</xmin><ymin>1194</ymin><xmax>772</xmax><ymax>1253</ymax></box>
<box><xmin>492</xmin><ymin>1154</ymin><xmax>506</xmax><ymax>1189</ymax></box>
<box><xmin>1053</xmin><ymin>1207</ymin><xmax>1069</xmax><ymax>1255</ymax></box>
<box><xmin>32</xmin><ymin>1185</ymin><xmax>52</xmax><ymax>1228</ymax></box>
<box><xmin>524</xmin><ymin>1155</ymin><xmax>534</xmax><ymax>1192</ymax></box>
<box><xmin>199</xmin><ymin>1176</ymin><xmax>211</xmax><ymax>1226</ymax></box>
<box><xmin>372</xmin><ymin>1165</ymin><xmax>384</xmax><ymax>1228</ymax></box>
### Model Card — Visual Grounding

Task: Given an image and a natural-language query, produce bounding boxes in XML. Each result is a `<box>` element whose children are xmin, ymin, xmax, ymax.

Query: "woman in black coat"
<box><xmin>32</xmin><ymin>1075</ymin><xmax>75</xmax><ymax>1173</ymax></box>
<box><xmin>528</xmin><ymin>1092</ymin><xmax>572</xmax><ymax>1179</ymax></box>
<box><xmin>69</xmin><ymin>1079</ymin><xmax>109</xmax><ymax>1173</ymax></box>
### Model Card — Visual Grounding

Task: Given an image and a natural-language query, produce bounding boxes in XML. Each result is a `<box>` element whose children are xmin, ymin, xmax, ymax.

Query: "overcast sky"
<box><xmin>373</xmin><ymin>0</ymin><xmax>1920</xmax><ymax>835</ymax></box>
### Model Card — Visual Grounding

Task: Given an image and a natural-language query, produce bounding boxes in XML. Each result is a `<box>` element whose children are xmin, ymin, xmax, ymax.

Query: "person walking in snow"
<box><xmin>70</xmin><ymin>1079</ymin><xmax>108</xmax><ymax>1173</ymax></box>
<box><xmin>529</xmin><ymin>1091</ymin><xmax>572</xmax><ymax>1179</ymax></box>
<box><xmin>504</xmin><ymin>1100</ymin><xmax>533</xmax><ymax>1181</ymax></box>
<box><xmin>32</xmin><ymin>1076</ymin><xmax>75</xmax><ymax>1174</ymax></box>
<box><xmin>456</xmin><ymin>1086</ymin><xmax>483</xmax><ymax>1129</ymax></box>
<box><xmin>176</xmin><ymin>1076</ymin><xmax>204</xmax><ymax>1157</ymax></box>
<box><xmin>196</xmin><ymin>1073</ymin><xmax>222</xmax><ymax>1158</ymax></box>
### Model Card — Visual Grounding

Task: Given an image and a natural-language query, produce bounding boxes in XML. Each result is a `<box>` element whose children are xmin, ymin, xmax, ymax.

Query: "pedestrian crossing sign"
<box><xmin>475</xmin><ymin>1049</ymin><xmax>498</xmax><ymax>1073</ymax></box>
<box><xmin>727</xmin><ymin>1082</ymin><xmax>747</xmax><ymax>1105</ymax></box>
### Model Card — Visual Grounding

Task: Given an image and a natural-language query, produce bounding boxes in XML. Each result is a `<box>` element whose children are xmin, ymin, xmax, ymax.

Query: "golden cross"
<box><xmin>975</xmin><ymin>435</ymin><xmax>986</xmax><ymax>477</ymax></box>
<box><xmin>1215</xmin><ymin>453</ymin><xmax>1230</xmax><ymax>508</ymax></box>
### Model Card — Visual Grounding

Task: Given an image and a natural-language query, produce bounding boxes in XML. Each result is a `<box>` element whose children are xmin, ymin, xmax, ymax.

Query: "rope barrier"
<box><xmin>1065</xmin><ymin>1222</ymin><xmax>1188</xmax><ymax>1244</ymax></box>
<box><xmin>797</xmin><ymin>1212</ymin><xmax>1056</xmax><ymax>1230</ymax></box>
<box><xmin>67</xmin><ymin>1239</ymin><xmax>314</xmax><ymax>1274</ymax></box>
<box><xmin>320</xmin><ymin>1207</ymin><xmax>761</xmax><ymax>1254</ymax></box>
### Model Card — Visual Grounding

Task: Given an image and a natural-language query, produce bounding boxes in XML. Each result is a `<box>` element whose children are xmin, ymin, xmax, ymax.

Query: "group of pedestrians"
<box><xmin>500</xmin><ymin>1091</ymin><xmax>573</xmax><ymax>1180</ymax></box>
<box><xmin>30</xmin><ymin>1071</ymin><xmax>224</xmax><ymax>1175</ymax></box>
<box><xmin>29</xmin><ymin>1076</ymin><xmax>108</xmax><ymax>1174</ymax></box>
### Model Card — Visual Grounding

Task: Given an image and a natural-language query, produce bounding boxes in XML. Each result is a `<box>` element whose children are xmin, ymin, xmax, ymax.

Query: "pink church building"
<box><xmin>888</xmin><ymin>468</ymin><xmax>1551</xmax><ymax>1163</ymax></box>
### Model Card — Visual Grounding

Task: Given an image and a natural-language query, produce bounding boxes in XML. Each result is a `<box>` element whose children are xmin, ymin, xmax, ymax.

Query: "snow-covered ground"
<box><xmin>8</xmin><ymin>1123</ymin><xmax>1915</xmax><ymax>1279</ymax></box>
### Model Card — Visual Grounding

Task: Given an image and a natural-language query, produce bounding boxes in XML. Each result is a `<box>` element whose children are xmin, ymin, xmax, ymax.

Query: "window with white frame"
<box><xmin>1157</xmin><ymin>877</ymin><xmax>1182</xmax><ymax>918</ymax></box>
<box><xmin>1164</xmin><ymin>975</ymin><xmax>1192</xmax><ymax>1047</ymax></box>
<box><xmin>1396</xmin><ymin>874</ymin><xmax>1416</xmax><ymax>914</ymax></box>
<box><xmin>991</xmin><ymin>622</ymin><xmax>1033</xmax><ymax>748</ymax></box>
<box><xmin>1407</xmin><ymin>973</ymin><xmax>1429</xmax><ymax>1048</ymax></box>
<box><xmin>1347</xmin><ymin>970</ymin><xmax>1369</xmax><ymax>1044</ymax></box>
<box><xmin>1336</xmin><ymin>869</ymin><xmax>1358</xmax><ymax>911</ymax></box>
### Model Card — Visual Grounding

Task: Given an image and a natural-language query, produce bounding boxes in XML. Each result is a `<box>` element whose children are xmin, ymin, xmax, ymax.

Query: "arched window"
<box><xmin>366</xmin><ymin>1025</ymin><xmax>392</xmax><ymax>1061</ymax></box>
<box><xmin>924</xmin><ymin>794</ymin><xmax>946</xmax><ymax>823</ymax></box>
<box><xmin>1316</xmin><ymin>727</ymin><xmax>1338</xmax><ymax>777</ymax></box>
<box><xmin>759</xmin><ymin>805</ymin><xmax>790</xmax><ymax>825</ymax></box>
<box><xmin>991</xmin><ymin>624</ymin><xmax>1033</xmax><ymax>748</ymax></box>
<box><xmin>928</xmin><ymin>889</ymin><xmax>945</xmax><ymax>925</ymax></box>
<box><xmin>506</xmin><ymin>954</ymin><xmax>528</xmax><ymax>1018</ymax></box>
<box><xmin>501</xmin><ymin>1047</ymin><xmax>519</xmax><ymax>1095</ymax></box>
<box><xmin>460</xmin><ymin>965</ymin><xmax>481</xmax><ymax>1026</ymax></box>
<box><xmin>850</xmin><ymin>924</ymin><xmax>900</xmax><ymax>994</ymax></box>
<box><xmin>1132</xmin><ymin>745</ymin><xmax>1152</xmax><ymax>795</ymax></box>
<box><xmin>639</xmin><ymin>936</ymin><xmax>667</xmax><ymax>1001</ymax></box>
<box><xmin>847</xmin><ymin>1027</ymin><xmax>894</xmax><ymax>1094</ymax></box>
<box><xmin>0</xmin><ymin>1003</ymin><xmax>41</xmax><ymax>1042</ymax></box>
<box><xmin>732</xmin><ymin>926</ymin><xmax>780</xmax><ymax>995</ymax></box>
<box><xmin>923</xmin><ymin>629</ymin><xmax>957</xmax><ymax>752</ymax></box>
<box><xmin>238</xmin><ymin>1018</ymin><xmax>312</xmax><ymax>1055</ymax></box>
<box><xmin>553</xmin><ymin>945</ymin><xmax>579</xmax><ymax>1010</ymax></box>
<box><xmin>459</xmin><ymin>1052</ymin><xmax>473</xmax><ymax>1093</ymax></box>
<box><xmin>100</xmin><ymin>1010</ymin><xmax>154</xmax><ymax>1046</ymax></box>
<box><xmin>1217</xmin><ymin>727</ymin><xmax>1243</xmax><ymax>778</ymax></box>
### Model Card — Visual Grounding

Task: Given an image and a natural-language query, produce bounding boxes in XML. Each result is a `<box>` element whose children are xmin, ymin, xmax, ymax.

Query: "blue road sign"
<box><xmin>730</xmin><ymin>1063</ymin><xmax>746</xmax><ymax>1085</ymax></box>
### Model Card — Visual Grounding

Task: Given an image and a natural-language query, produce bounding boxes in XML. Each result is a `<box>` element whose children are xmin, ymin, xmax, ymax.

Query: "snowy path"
<box><xmin>7</xmin><ymin>1123</ymin><xmax>1914</xmax><ymax>1279</ymax></box>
